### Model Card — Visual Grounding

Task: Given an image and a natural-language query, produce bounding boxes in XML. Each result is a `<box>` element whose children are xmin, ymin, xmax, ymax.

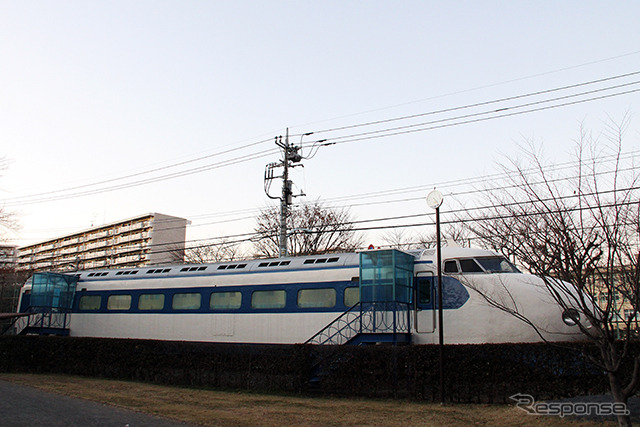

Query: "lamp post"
<box><xmin>427</xmin><ymin>189</ymin><xmax>445</xmax><ymax>404</ymax></box>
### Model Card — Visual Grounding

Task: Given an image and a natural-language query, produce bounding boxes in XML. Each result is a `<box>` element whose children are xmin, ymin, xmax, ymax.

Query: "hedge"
<box><xmin>0</xmin><ymin>336</ymin><xmax>629</xmax><ymax>402</ymax></box>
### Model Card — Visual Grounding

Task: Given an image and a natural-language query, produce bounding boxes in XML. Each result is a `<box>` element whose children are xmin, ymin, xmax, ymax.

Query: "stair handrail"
<box><xmin>6</xmin><ymin>306</ymin><xmax>72</xmax><ymax>335</ymax></box>
<box><xmin>306</xmin><ymin>301</ymin><xmax>413</xmax><ymax>345</ymax></box>
<box><xmin>1</xmin><ymin>312</ymin><xmax>32</xmax><ymax>335</ymax></box>
<box><xmin>305</xmin><ymin>302</ymin><xmax>371</xmax><ymax>345</ymax></box>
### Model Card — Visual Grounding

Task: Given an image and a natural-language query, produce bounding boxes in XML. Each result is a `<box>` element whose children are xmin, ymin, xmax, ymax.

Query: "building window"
<box><xmin>107</xmin><ymin>294</ymin><xmax>132</xmax><ymax>310</ymax></box>
<box><xmin>344</xmin><ymin>287</ymin><xmax>359</xmax><ymax>307</ymax></box>
<box><xmin>297</xmin><ymin>288</ymin><xmax>336</xmax><ymax>309</ymax></box>
<box><xmin>79</xmin><ymin>295</ymin><xmax>101</xmax><ymax>311</ymax></box>
<box><xmin>138</xmin><ymin>294</ymin><xmax>165</xmax><ymax>310</ymax></box>
<box><xmin>210</xmin><ymin>291</ymin><xmax>242</xmax><ymax>310</ymax></box>
<box><xmin>251</xmin><ymin>290</ymin><xmax>286</xmax><ymax>309</ymax></box>
<box><xmin>172</xmin><ymin>293</ymin><xmax>201</xmax><ymax>310</ymax></box>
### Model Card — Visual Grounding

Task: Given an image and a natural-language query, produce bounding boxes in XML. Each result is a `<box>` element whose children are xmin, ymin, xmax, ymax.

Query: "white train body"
<box><xmin>17</xmin><ymin>247</ymin><xmax>586</xmax><ymax>344</ymax></box>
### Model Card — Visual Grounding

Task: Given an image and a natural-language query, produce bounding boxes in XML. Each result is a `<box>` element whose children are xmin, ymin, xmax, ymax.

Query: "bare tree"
<box><xmin>253</xmin><ymin>201</ymin><xmax>364</xmax><ymax>257</ymax></box>
<box><xmin>381</xmin><ymin>228</ymin><xmax>418</xmax><ymax>250</ymax></box>
<box><xmin>381</xmin><ymin>225</ymin><xmax>471</xmax><ymax>250</ymax></box>
<box><xmin>460</xmin><ymin>119</ymin><xmax>639</xmax><ymax>426</ymax></box>
<box><xmin>182</xmin><ymin>240</ymin><xmax>244</xmax><ymax>264</ymax></box>
<box><xmin>0</xmin><ymin>157</ymin><xmax>19</xmax><ymax>240</ymax></box>
<box><xmin>0</xmin><ymin>209</ymin><xmax>16</xmax><ymax>240</ymax></box>
<box><xmin>0</xmin><ymin>267</ymin><xmax>30</xmax><ymax>331</ymax></box>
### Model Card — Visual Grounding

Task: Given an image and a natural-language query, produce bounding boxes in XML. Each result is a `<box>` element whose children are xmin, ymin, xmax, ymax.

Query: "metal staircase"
<box><xmin>13</xmin><ymin>272</ymin><xmax>77</xmax><ymax>336</ymax></box>
<box><xmin>306</xmin><ymin>249</ymin><xmax>415</xmax><ymax>346</ymax></box>
<box><xmin>13</xmin><ymin>307</ymin><xmax>72</xmax><ymax>336</ymax></box>
<box><xmin>305</xmin><ymin>301</ymin><xmax>411</xmax><ymax>345</ymax></box>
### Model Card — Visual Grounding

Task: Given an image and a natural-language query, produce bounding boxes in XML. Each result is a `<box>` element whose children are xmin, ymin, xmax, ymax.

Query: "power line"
<box><xmin>3</xmin><ymin>147</ymin><xmax>280</xmax><ymax>206</ymax></box>
<box><xmin>317</xmin><ymin>149</ymin><xmax>638</xmax><ymax>205</ymax></box>
<box><xmin>298</xmin><ymin>71</ymin><xmax>640</xmax><ymax>138</ymax></box>
<box><xmin>137</xmin><ymin>159</ymin><xmax>639</xmax><ymax>236</ymax></box>
<box><xmin>14</xmin><ymin>148</ymin><xmax>638</xmax><ymax>244</ymax></box>
<box><xmin>139</xmin><ymin>197</ymin><xmax>640</xmax><ymax>261</ymax></box>
<box><xmin>24</xmin><ymin>192</ymin><xmax>636</xmax><ymax>265</ymax></box>
<box><xmin>2</xmin><ymin>137</ymin><xmax>274</xmax><ymax>203</ymax></box>
<box><xmin>4</xmin><ymin>70</ymin><xmax>638</xmax><ymax>207</ymax></box>
<box><xmin>179</xmin><ymin>161</ymin><xmax>640</xmax><ymax>233</ymax></box>
<box><xmin>7</xmin><ymin>69</ymin><xmax>640</xmax><ymax>260</ymax></box>
<box><xmin>135</xmin><ymin>183</ymin><xmax>640</xmax><ymax>256</ymax></box>
<box><xmin>320</xmin><ymin>86</ymin><xmax>640</xmax><ymax>147</ymax></box>
<box><xmin>286</xmin><ymin>50</ymin><xmax>640</xmax><ymax>132</ymax></box>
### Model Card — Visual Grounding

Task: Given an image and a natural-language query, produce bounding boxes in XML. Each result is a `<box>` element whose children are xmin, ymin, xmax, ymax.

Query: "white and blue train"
<box><xmin>15</xmin><ymin>247</ymin><xmax>586</xmax><ymax>345</ymax></box>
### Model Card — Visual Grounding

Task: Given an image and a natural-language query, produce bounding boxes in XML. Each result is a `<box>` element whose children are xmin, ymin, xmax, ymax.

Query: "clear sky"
<box><xmin>1</xmin><ymin>1</ymin><xmax>639</xmax><ymax>250</ymax></box>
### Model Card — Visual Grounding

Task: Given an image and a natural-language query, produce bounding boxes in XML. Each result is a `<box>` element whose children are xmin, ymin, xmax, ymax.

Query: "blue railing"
<box><xmin>13</xmin><ymin>306</ymin><xmax>71</xmax><ymax>336</ymax></box>
<box><xmin>305</xmin><ymin>301</ymin><xmax>411</xmax><ymax>345</ymax></box>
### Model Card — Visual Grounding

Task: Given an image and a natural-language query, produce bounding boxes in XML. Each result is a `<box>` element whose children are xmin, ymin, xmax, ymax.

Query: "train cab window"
<box><xmin>210</xmin><ymin>291</ymin><xmax>242</xmax><ymax>310</ymax></box>
<box><xmin>474</xmin><ymin>257</ymin><xmax>521</xmax><ymax>273</ymax></box>
<box><xmin>79</xmin><ymin>295</ymin><xmax>101</xmax><ymax>311</ymax></box>
<box><xmin>459</xmin><ymin>259</ymin><xmax>484</xmax><ymax>273</ymax></box>
<box><xmin>107</xmin><ymin>294</ymin><xmax>132</xmax><ymax>310</ymax></box>
<box><xmin>344</xmin><ymin>287</ymin><xmax>360</xmax><ymax>307</ymax></box>
<box><xmin>444</xmin><ymin>260</ymin><xmax>459</xmax><ymax>273</ymax></box>
<box><xmin>297</xmin><ymin>288</ymin><xmax>336</xmax><ymax>309</ymax></box>
<box><xmin>139</xmin><ymin>294</ymin><xmax>165</xmax><ymax>310</ymax></box>
<box><xmin>251</xmin><ymin>290</ymin><xmax>286</xmax><ymax>309</ymax></box>
<box><xmin>172</xmin><ymin>293</ymin><xmax>202</xmax><ymax>310</ymax></box>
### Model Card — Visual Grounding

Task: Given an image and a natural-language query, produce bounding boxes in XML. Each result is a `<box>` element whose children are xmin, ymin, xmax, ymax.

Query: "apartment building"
<box><xmin>17</xmin><ymin>213</ymin><xmax>188</xmax><ymax>272</ymax></box>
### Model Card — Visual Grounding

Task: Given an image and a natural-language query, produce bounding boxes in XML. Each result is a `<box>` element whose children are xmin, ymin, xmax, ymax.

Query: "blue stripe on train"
<box><xmin>74</xmin><ymin>277</ymin><xmax>470</xmax><ymax>315</ymax></box>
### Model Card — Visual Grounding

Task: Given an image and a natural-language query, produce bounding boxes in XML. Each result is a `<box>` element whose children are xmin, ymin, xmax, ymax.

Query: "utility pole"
<box><xmin>264</xmin><ymin>129</ymin><xmax>305</xmax><ymax>257</ymax></box>
<box><xmin>427</xmin><ymin>189</ymin><xmax>445</xmax><ymax>404</ymax></box>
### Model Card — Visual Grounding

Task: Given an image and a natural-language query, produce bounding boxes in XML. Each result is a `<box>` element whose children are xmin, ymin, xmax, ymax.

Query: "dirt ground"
<box><xmin>0</xmin><ymin>373</ymin><xmax>616</xmax><ymax>426</ymax></box>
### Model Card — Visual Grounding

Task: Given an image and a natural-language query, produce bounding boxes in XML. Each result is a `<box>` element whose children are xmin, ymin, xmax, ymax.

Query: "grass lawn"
<box><xmin>0</xmin><ymin>373</ymin><xmax>614</xmax><ymax>426</ymax></box>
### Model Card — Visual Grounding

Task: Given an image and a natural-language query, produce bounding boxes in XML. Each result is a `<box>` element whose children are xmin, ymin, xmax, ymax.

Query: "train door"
<box><xmin>414</xmin><ymin>272</ymin><xmax>436</xmax><ymax>333</ymax></box>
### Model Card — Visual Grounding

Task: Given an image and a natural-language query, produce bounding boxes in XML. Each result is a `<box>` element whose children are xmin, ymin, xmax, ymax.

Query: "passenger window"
<box><xmin>139</xmin><ymin>294</ymin><xmax>165</xmax><ymax>310</ymax></box>
<box><xmin>79</xmin><ymin>295</ymin><xmax>101</xmax><ymax>310</ymax></box>
<box><xmin>460</xmin><ymin>259</ymin><xmax>484</xmax><ymax>273</ymax></box>
<box><xmin>107</xmin><ymin>294</ymin><xmax>131</xmax><ymax>310</ymax></box>
<box><xmin>344</xmin><ymin>287</ymin><xmax>360</xmax><ymax>307</ymax></box>
<box><xmin>210</xmin><ymin>291</ymin><xmax>242</xmax><ymax>310</ymax></box>
<box><xmin>251</xmin><ymin>290</ymin><xmax>286</xmax><ymax>309</ymax></box>
<box><xmin>444</xmin><ymin>261</ymin><xmax>459</xmax><ymax>273</ymax></box>
<box><xmin>297</xmin><ymin>288</ymin><xmax>336</xmax><ymax>308</ymax></box>
<box><xmin>172</xmin><ymin>293</ymin><xmax>202</xmax><ymax>310</ymax></box>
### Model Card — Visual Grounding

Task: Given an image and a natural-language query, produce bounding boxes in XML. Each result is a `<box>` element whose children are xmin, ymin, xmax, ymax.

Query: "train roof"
<box><xmin>410</xmin><ymin>247</ymin><xmax>499</xmax><ymax>261</ymax></box>
<box><xmin>76</xmin><ymin>251</ymin><xmax>362</xmax><ymax>281</ymax></box>
<box><xmin>73</xmin><ymin>247</ymin><xmax>501</xmax><ymax>280</ymax></box>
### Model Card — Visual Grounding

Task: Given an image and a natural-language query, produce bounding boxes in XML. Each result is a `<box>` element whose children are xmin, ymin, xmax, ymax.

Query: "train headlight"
<box><xmin>562</xmin><ymin>308</ymin><xmax>580</xmax><ymax>326</ymax></box>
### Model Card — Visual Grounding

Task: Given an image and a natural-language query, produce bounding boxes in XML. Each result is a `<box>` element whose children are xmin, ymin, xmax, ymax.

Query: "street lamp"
<box><xmin>426</xmin><ymin>189</ymin><xmax>445</xmax><ymax>404</ymax></box>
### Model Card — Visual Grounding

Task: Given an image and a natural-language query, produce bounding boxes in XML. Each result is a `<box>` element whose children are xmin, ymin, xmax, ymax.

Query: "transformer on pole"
<box><xmin>264</xmin><ymin>129</ymin><xmax>305</xmax><ymax>257</ymax></box>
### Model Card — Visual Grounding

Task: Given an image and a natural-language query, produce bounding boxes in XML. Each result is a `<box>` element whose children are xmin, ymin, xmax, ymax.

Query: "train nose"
<box><xmin>513</xmin><ymin>274</ymin><xmax>591</xmax><ymax>341</ymax></box>
<box><xmin>466</xmin><ymin>272</ymin><xmax>588</xmax><ymax>342</ymax></box>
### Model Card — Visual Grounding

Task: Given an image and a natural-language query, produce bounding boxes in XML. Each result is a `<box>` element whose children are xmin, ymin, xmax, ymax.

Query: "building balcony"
<box><xmin>84</xmin><ymin>250</ymin><xmax>107</xmax><ymax>260</ymax></box>
<box><xmin>115</xmin><ymin>244</ymin><xmax>143</xmax><ymax>255</ymax></box>
<box><xmin>60</xmin><ymin>247</ymin><xmax>79</xmax><ymax>255</ymax></box>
